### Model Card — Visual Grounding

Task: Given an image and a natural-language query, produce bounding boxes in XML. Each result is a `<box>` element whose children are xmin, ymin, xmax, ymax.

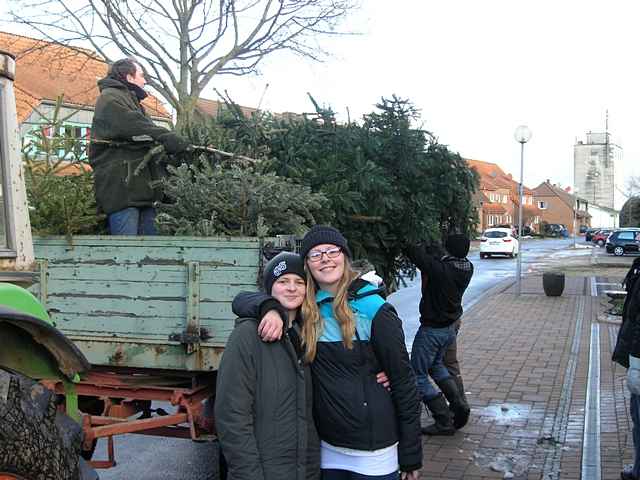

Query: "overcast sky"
<box><xmin>3</xmin><ymin>1</ymin><xmax>639</xmax><ymax>194</ymax></box>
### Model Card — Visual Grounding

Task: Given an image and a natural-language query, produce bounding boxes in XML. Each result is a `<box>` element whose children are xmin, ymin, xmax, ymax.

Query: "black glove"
<box><xmin>158</xmin><ymin>132</ymin><xmax>191</xmax><ymax>154</ymax></box>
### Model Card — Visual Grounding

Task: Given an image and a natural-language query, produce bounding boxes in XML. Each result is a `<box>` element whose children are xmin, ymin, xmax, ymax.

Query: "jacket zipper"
<box><xmin>355</xmin><ymin>325</ymin><xmax>374</xmax><ymax>450</ymax></box>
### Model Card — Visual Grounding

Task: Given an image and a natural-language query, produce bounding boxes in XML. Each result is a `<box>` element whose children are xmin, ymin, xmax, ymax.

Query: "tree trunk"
<box><xmin>0</xmin><ymin>369</ymin><xmax>83</xmax><ymax>479</ymax></box>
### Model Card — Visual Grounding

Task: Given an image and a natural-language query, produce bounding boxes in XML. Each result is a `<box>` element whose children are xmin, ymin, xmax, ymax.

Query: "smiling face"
<box><xmin>270</xmin><ymin>273</ymin><xmax>306</xmax><ymax>312</ymax></box>
<box><xmin>305</xmin><ymin>243</ymin><xmax>345</xmax><ymax>293</ymax></box>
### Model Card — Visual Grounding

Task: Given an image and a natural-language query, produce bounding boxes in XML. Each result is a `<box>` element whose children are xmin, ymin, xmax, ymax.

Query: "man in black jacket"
<box><xmin>90</xmin><ymin>58</ymin><xmax>189</xmax><ymax>235</ymax></box>
<box><xmin>613</xmin><ymin>258</ymin><xmax>640</xmax><ymax>480</ymax></box>
<box><xmin>405</xmin><ymin>234</ymin><xmax>474</xmax><ymax>436</ymax></box>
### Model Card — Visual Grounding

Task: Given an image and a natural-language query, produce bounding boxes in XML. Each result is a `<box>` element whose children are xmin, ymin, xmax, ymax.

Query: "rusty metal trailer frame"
<box><xmin>42</xmin><ymin>365</ymin><xmax>217</xmax><ymax>469</ymax></box>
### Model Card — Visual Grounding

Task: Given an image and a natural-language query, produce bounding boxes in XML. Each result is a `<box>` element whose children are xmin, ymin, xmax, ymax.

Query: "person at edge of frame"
<box><xmin>403</xmin><ymin>234</ymin><xmax>474</xmax><ymax>436</ymax></box>
<box><xmin>613</xmin><ymin>257</ymin><xmax>640</xmax><ymax>480</ymax></box>
<box><xmin>233</xmin><ymin>226</ymin><xmax>422</xmax><ymax>480</ymax></box>
<box><xmin>89</xmin><ymin>57</ymin><xmax>190</xmax><ymax>235</ymax></box>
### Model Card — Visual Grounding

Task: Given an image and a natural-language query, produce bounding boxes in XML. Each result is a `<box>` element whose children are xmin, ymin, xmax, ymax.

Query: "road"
<box><xmin>94</xmin><ymin>237</ymin><xmax>588</xmax><ymax>479</ymax></box>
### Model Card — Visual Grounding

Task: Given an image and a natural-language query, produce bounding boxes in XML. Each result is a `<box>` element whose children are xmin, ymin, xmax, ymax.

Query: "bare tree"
<box><xmin>625</xmin><ymin>176</ymin><xmax>640</xmax><ymax>198</ymax></box>
<box><xmin>9</xmin><ymin>0</ymin><xmax>357</xmax><ymax>128</ymax></box>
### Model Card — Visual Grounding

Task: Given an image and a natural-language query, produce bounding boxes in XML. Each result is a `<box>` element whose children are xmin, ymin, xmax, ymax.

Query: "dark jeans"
<box><xmin>411</xmin><ymin>324</ymin><xmax>456</xmax><ymax>402</ymax></box>
<box><xmin>108</xmin><ymin>207</ymin><xmax>157</xmax><ymax>235</ymax></box>
<box><xmin>321</xmin><ymin>469</ymin><xmax>399</xmax><ymax>480</ymax></box>
<box><xmin>632</xmin><ymin>393</ymin><xmax>640</xmax><ymax>478</ymax></box>
<box><xmin>444</xmin><ymin>319</ymin><xmax>462</xmax><ymax>376</ymax></box>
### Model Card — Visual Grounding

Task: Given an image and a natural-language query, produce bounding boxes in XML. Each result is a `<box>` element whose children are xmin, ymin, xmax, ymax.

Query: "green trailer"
<box><xmin>31</xmin><ymin>235</ymin><xmax>271</xmax><ymax>371</ymax></box>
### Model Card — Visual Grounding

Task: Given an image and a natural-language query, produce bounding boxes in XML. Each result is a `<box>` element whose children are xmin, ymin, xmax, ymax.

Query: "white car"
<box><xmin>479</xmin><ymin>228</ymin><xmax>519</xmax><ymax>259</ymax></box>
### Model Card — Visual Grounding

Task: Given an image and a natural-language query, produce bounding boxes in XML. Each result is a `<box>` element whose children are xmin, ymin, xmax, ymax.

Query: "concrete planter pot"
<box><xmin>543</xmin><ymin>271</ymin><xmax>565</xmax><ymax>297</ymax></box>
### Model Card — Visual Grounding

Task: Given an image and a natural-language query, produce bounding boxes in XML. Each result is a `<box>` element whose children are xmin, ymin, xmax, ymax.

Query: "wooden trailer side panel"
<box><xmin>30</xmin><ymin>235</ymin><xmax>266</xmax><ymax>371</ymax></box>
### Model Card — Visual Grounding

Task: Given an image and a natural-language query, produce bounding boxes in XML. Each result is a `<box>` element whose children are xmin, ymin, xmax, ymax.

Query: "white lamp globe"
<box><xmin>514</xmin><ymin>125</ymin><xmax>532</xmax><ymax>144</ymax></box>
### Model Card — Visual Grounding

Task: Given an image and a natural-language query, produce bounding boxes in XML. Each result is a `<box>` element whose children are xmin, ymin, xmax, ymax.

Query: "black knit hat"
<box><xmin>263</xmin><ymin>252</ymin><xmax>306</xmax><ymax>294</ymax></box>
<box><xmin>300</xmin><ymin>225</ymin><xmax>352</xmax><ymax>260</ymax></box>
<box><xmin>445</xmin><ymin>234</ymin><xmax>470</xmax><ymax>258</ymax></box>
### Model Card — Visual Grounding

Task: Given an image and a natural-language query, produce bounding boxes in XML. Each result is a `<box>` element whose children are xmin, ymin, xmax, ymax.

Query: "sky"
<box><xmin>2</xmin><ymin>0</ymin><xmax>639</xmax><ymax>194</ymax></box>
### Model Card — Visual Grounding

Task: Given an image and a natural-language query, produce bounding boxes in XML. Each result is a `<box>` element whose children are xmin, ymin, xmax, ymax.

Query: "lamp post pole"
<box><xmin>514</xmin><ymin>126</ymin><xmax>532</xmax><ymax>296</ymax></box>
<box><xmin>573</xmin><ymin>189</ymin><xmax>579</xmax><ymax>249</ymax></box>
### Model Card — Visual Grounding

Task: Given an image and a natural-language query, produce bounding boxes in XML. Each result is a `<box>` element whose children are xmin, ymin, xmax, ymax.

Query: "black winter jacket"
<box><xmin>405</xmin><ymin>244</ymin><xmax>474</xmax><ymax>327</ymax></box>
<box><xmin>215</xmin><ymin>307</ymin><xmax>320</xmax><ymax>480</ymax></box>
<box><xmin>613</xmin><ymin>258</ymin><xmax>640</xmax><ymax>368</ymax></box>
<box><xmin>89</xmin><ymin>77</ymin><xmax>179</xmax><ymax>215</ymax></box>
<box><xmin>233</xmin><ymin>281</ymin><xmax>422</xmax><ymax>473</ymax></box>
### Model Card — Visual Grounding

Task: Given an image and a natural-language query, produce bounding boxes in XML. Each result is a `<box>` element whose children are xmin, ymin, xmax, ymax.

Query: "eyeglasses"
<box><xmin>307</xmin><ymin>247</ymin><xmax>342</xmax><ymax>262</ymax></box>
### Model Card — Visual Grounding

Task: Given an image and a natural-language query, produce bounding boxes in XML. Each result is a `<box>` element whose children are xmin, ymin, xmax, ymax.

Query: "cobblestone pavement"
<box><xmin>419</xmin><ymin>274</ymin><xmax>632</xmax><ymax>479</ymax></box>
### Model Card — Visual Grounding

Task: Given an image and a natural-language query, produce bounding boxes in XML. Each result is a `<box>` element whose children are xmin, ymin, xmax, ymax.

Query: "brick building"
<box><xmin>467</xmin><ymin>159</ymin><xmax>541</xmax><ymax>233</ymax></box>
<box><xmin>532</xmin><ymin>180</ymin><xmax>590</xmax><ymax>234</ymax></box>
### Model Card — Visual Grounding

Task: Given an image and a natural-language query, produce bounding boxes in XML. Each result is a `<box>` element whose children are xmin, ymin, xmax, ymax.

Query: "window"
<box><xmin>617</xmin><ymin>231</ymin><xmax>636</xmax><ymax>241</ymax></box>
<box><xmin>538</xmin><ymin>201</ymin><xmax>547</xmax><ymax>209</ymax></box>
<box><xmin>24</xmin><ymin>122</ymin><xmax>91</xmax><ymax>161</ymax></box>
<box><xmin>484</xmin><ymin>231</ymin><xmax>507</xmax><ymax>238</ymax></box>
<box><xmin>503</xmin><ymin>194</ymin><xmax>508</xmax><ymax>204</ymax></box>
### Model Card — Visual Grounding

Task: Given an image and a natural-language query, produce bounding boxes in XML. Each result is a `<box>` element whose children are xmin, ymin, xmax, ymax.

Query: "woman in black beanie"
<box><xmin>215</xmin><ymin>252</ymin><xmax>320</xmax><ymax>480</ymax></box>
<box><xmin>299</xmin><ymin>226</ymin><xmax>421</xmax><ymax>480</ymax></box>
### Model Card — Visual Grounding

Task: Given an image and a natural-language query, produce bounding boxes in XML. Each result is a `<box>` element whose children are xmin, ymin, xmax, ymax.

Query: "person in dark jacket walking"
<box><xmin>613</xmin><ymin>258</ymin><xmax>640</xmax><ymax>480</ymax></box>
<box><xmin>215</xmin><ymin>251</ymin><xmax>320</xmax><ymax>480</ymax></box>
<box><xmin>405</xmin><ymin>234</ymin><xmax>474</xmax><ymax>436</ymax></box>
<box><xmin>89</xmin><ymin>58</ymin><xmax>190</xmax><ymax>235</ymax></box>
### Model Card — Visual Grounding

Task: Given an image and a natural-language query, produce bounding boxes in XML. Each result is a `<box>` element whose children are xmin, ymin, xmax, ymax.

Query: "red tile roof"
<box><xmin>0</xmin><ymin>31</ymin><xmax>170</xmax><ymax>123</ymax></box>
<box><xmin>466</xmin><ymin>158</ymin><xmax>534</xmax><ymax>195</ymax></box>
<box><xmin>196</xmin><ymin>97</ymin><xmax>304</xmax><ymax>121</ymax></box>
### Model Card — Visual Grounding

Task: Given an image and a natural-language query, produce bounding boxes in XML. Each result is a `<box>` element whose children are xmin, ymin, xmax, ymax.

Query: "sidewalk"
<box><xmin>423</xmin><ymin>274</ymin><xmax>631</xmax><ymax>479</ymax></box>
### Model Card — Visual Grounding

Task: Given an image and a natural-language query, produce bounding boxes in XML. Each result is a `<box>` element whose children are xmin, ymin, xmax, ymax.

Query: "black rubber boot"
<box><xmin>453</xmin><ymin>375</ymin><xmax>470</xmax><ymax>410</ymax></box>
<box><xmin>422</xmin><ymin>393</ymin><xmax>455</xmax><ymax>436</ymax></box>
<box><xmin>438</xmin><ymin>376</ymin><xmax>470</xmax><ymax>429</ymax></box>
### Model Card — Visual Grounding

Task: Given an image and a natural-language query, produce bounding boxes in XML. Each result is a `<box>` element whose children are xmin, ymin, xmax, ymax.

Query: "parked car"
<box><xmin>480</xmin><ymin>227</ymin><xmax>519</xmax><ymax>258</ymax></box>
<box><xmin>592</xmin><ymin>228</ymin><xmax>613</xmax><ymax>247</ymax></box>
<box><xmin>514</xmin><ymin>225</ymin><xmax>533</xmax><ymax>236</ymax></box>
<box><xmin>585</xmin><ymin>228</ymin><xmax>600</xmax><ymax>242</ymax></box>
<box><xmin>605</xmin><ymin>229</ymin><xmax>640</xmax><ymax>256</ymax></box>
<box><xmin>579</xmin><ymin>225</ymin><xmax>589</xmax><ymax>234</ymax></box>
<box><xmin>544</xmin><ymin>223</ymin><xmax>568</xmax><ymax>238</ymax></box>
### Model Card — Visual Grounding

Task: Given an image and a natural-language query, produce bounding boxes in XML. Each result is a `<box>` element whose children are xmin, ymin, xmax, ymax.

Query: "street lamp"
<box><xmin>514</xmin><ymin>125</ymin><xmax>532</xmax><ymax>296</ymax></box>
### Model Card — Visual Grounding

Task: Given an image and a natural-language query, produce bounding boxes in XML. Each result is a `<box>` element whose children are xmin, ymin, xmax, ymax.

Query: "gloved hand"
<box><xmin>157</xmin><ymin>132</ymin><xmax>191</xmax><ymax>154</ymax></box>
<box><xmin>628</xmin><ymin>355</ymin><xmax>640</xmax><ymax>396</ymax></box>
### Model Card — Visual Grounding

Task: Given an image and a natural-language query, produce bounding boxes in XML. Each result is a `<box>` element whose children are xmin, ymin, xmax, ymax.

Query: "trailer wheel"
<box><xmin>0</xmin><ymin>369</ymin><xmax>82</xmax><ymax>479</ymax></box>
